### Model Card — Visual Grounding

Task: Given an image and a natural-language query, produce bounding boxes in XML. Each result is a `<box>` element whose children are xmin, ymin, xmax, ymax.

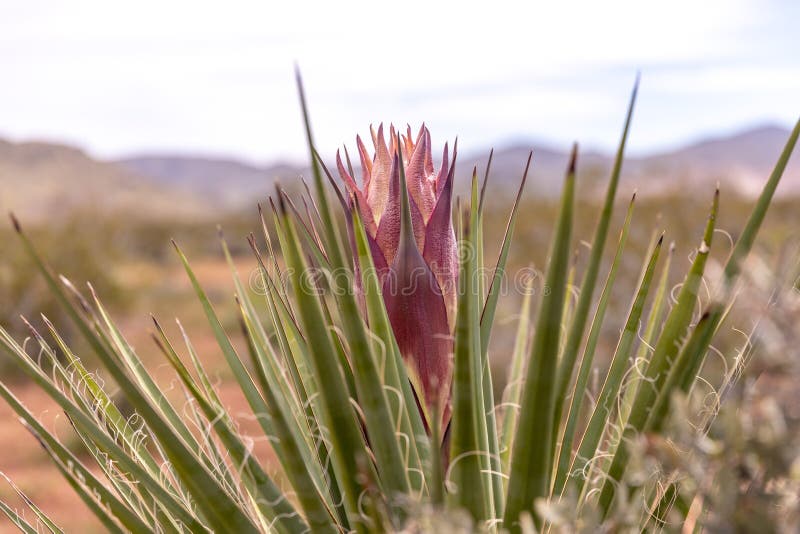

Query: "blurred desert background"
<box><xmin>2</xmin><ymin>120</ymin><xmax>799</xmax><ymax>532</ymax></box>
<box><xmin>1</xmin><ymin>0</ymin><xmax>799</xmax><ymax>531</ymax></box>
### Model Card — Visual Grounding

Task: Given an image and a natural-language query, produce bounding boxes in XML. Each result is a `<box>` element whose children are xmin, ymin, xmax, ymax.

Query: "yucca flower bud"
<box><xmin>337</xmin><ymin>124</ymin><xmax>457</xmax><ymax>424</ymax></box>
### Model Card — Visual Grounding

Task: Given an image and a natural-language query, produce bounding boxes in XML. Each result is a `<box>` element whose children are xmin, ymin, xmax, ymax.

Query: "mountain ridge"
<box><xmin>116</xmin><ymin>123</ymin><xmax>800</xmax><ymax>202</ymax></box>
<box><xmin>1</xmin><ymin>124</ymin><xmax>797</xmax><ymax>223</ymax></box>
<box><xmin>0</xmin><ymin>138</ymin><xmax>213</xmax><ymax>222</ymax></box>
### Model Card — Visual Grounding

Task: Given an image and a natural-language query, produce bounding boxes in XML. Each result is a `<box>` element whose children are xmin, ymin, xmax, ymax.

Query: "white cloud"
<box><xmin>0</xmin><ymin>0</ymin><xmax>795</xmax><ymax>161</ymax></box>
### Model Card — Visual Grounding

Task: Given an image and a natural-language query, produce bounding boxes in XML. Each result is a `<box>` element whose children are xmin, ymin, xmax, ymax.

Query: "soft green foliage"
<box><xmin>1</xmin><ymin>74</ymin><xmax>799</xmax><ymax>533</ymax></box>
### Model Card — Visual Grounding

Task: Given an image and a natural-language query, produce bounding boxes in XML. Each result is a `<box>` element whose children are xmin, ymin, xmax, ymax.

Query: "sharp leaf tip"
<box><xmin>568</xmin><ymin>143</ymin><xmax>579</xmax><ymax>174</ymax></box>
<box><xmin>9</xmin><ymin>212</ymin><xmax>20</xmax><ymax>233</ymax></box>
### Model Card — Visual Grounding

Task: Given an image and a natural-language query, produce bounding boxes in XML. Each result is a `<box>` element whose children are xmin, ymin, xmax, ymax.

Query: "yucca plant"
<box><xmin>1</xmin><ymin>72</ymin><xmax>799</xmax><ymax>533</ymax></box>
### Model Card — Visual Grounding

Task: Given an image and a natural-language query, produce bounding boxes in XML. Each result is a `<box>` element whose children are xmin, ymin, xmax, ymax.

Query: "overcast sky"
<box><xmin>1</xmin><ymin>0</ymin><xmax>798</xmax><ymax>163</ymax></box>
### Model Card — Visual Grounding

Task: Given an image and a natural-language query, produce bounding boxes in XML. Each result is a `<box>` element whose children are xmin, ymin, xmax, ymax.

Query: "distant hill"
<box><xmin>117</xmin><ymin>124</ymin><xmax>800</xmax><ymax>205</ymax></box>
<box><xmin>459</xmin><ymin>124</ymin><xmax>800</xmax><ymax>197</ymax></box>
<box><xmin>624</xmin><ymin>125</ymin><xmax>800</xmax><ymax>196</ymax></box>
<box><xmin>117</xmin><ymin>143</ymin><xmax>612</xmax><ymax>202</ymax></box>
<box><xmin>456</xmin><ymin>143</ymin><xmax>610</xmax><ymax>196</ymax></box>
<box><xmin>1</xmin><ymin>124</ymin><xmax>797</xmax><ymax>225</ymax></box>
<box><xmin>0</xmin><ymin>139</ymin><xmax>211</xmax><ymax>223</ymax></box>
<box><xmin>117</xmin><ymin>155</ymin><xmax>303</xmax><ymax>208</ymax></box>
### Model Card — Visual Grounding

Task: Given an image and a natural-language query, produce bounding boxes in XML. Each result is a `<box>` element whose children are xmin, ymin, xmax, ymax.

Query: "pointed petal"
<box><xmin>367</xmin><ymin>124</ymin><xmax>392</xmax><ymax>222</ymax></box>
<box><xmin>382</xmin><ymin>196</ymin><xmax>452</xmax><ymax>415</ymax></box>
<box><xmin>336</xmin><ymin>149</ymin><xmax>360</xmax><ymax>193</ymax></box>
<box><xmin>435</xmin><ymin>142</ymin><xmax>450</xmax><ymax>197</ymax></box>
<box><xmin>404</xmin><ymin>125</ymin><xmax>415</xmax><ymax>160</ymax></box>
<box><xmin>375</xmin><ymin>156</ymin><xmax>401</xmax><ymax>264</ymax></box>
<box><xmin>415</xmin><ymin>123</ymin><xmax>425</xmax><ymax>144</ymax></box>
<box><xmin>376</xmin><ymin>152</ymin><xmax>427</xmax><ymax>264</ymax></box>
<box><xmin>337</xmin><ymin>151</ymin><xmax>377</xmax><ymax>236</ymax></box>
<box><xmin>437</xmin><ymin>139</ymin><xmax>457</xmax><ymax>198</ymax></box>
<box><xmin>389</xmin><ymin>124</ymin><xmax>397</xmax><ymax>155</ymax></box>
<box><xmin>423</xmin><ymin>157</ymin><xmax>458</xmax><ymax>329</ymax></box>
<box><xmin>424</xmin><ymin>127</ymin><xmax>435</xmax><ymax>177</ymax></box>
<box><xmin>406</xmin><ymin>128</ymin><xmax>437</xmax><ymax>221</ymax></box>
<box><xmin>349</xmin><ymin>196</ymin><xmax>390</xmax><ymax>289</ymax></box>
<box><xmin>370</xmin><ymin>123</ymin><xmax>378</xmax><ymax>147</ymax></box>
<box><xmin>342</xmin><ymin>196</ymin><xmax>388</xmax><ymax>314</ymax></box>
<box><xmin>351</xmin><ymin>193</ymin><xmax>390</xmax><ymax>279</ymax></box>
<box><xmin>356</xmin><ymin>134</ymin><xmax>372</xmax><ymax>189</ymax></box>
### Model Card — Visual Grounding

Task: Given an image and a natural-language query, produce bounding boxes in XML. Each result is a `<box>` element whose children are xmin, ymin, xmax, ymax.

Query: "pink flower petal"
<box><xmin>403</xmin><ymin>125</ymin><xmax>415</xmax><ymax>160</ymax></box>
<box><xmin>356</xmin><ymin>134</ymin><xmax>372</xmax><ymax>189</ymax></box>
<box><xmin>414</xmin><ymin>123</ymin><xmax>425</xmax><ymax>144</ymax></box>
<box><xmin>406</xmin><ymin>127</ymin><xmax>437</xmax><ymax>222</ymax></box>
<box><xmin>341</xmin><ymin>196</ymin><xmax>390</xmax><ymax>313</ymax></box>
<box><xmin>336</xmin><ymin>151</ymin><xmax>377</xmax><ymax>236</ymax></box>
<box><xmin>389</xmin><ymin>124</ymin><xmax>398</xmax><ymax>156</ymax></box>
<box><xmin>376</xmin><ymin>152</ymin><xmax>427</xmax><ymax>264</ymax></box>
<box><xmin>436</xmin><ymin>139</ymin><xmax>455</xmax><ymax>198</ymax></box>
<box><xmin>351</xmin><ymin>196</ymin><xmax>390</xmax><ymax>282</ymax></box>
<box><xmin>423</xmin><ymin>150</ymin><xmax>458</xmax><ymax>329</ymax></box>
<box><xmin>382</xmin><ymin>214</ymin><xmax>453</xmax><ymax>418</ymax></box>
<box><xmin>423</xmin><ymin>127</ymin><xmax>435</xmax><ymax>177</ymax></box>
<box><xmin>367</xmin><ymin>123</ymin><xmax>392</xmax><ymax>223</ymax></box>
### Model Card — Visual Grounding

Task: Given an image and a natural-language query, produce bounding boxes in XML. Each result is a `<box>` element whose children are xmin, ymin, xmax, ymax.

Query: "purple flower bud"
<box><xmin>338</xmin><ymin>125</ymin><xmax>458</xmax><ymax>425</ymax></box>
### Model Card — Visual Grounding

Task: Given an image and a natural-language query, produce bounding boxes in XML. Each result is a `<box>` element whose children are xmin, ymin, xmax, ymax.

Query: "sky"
<box><xmin>0</xmin><ymin>0</ymin><xmax>798</xmax><ymax>164</ymax></box>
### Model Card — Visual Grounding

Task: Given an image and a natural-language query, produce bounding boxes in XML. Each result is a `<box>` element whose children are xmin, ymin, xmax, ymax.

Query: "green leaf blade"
<box><xmin>504</xmin><ymin>146</ymin><xmax>578</xmax><ymax>531</ymax></box>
